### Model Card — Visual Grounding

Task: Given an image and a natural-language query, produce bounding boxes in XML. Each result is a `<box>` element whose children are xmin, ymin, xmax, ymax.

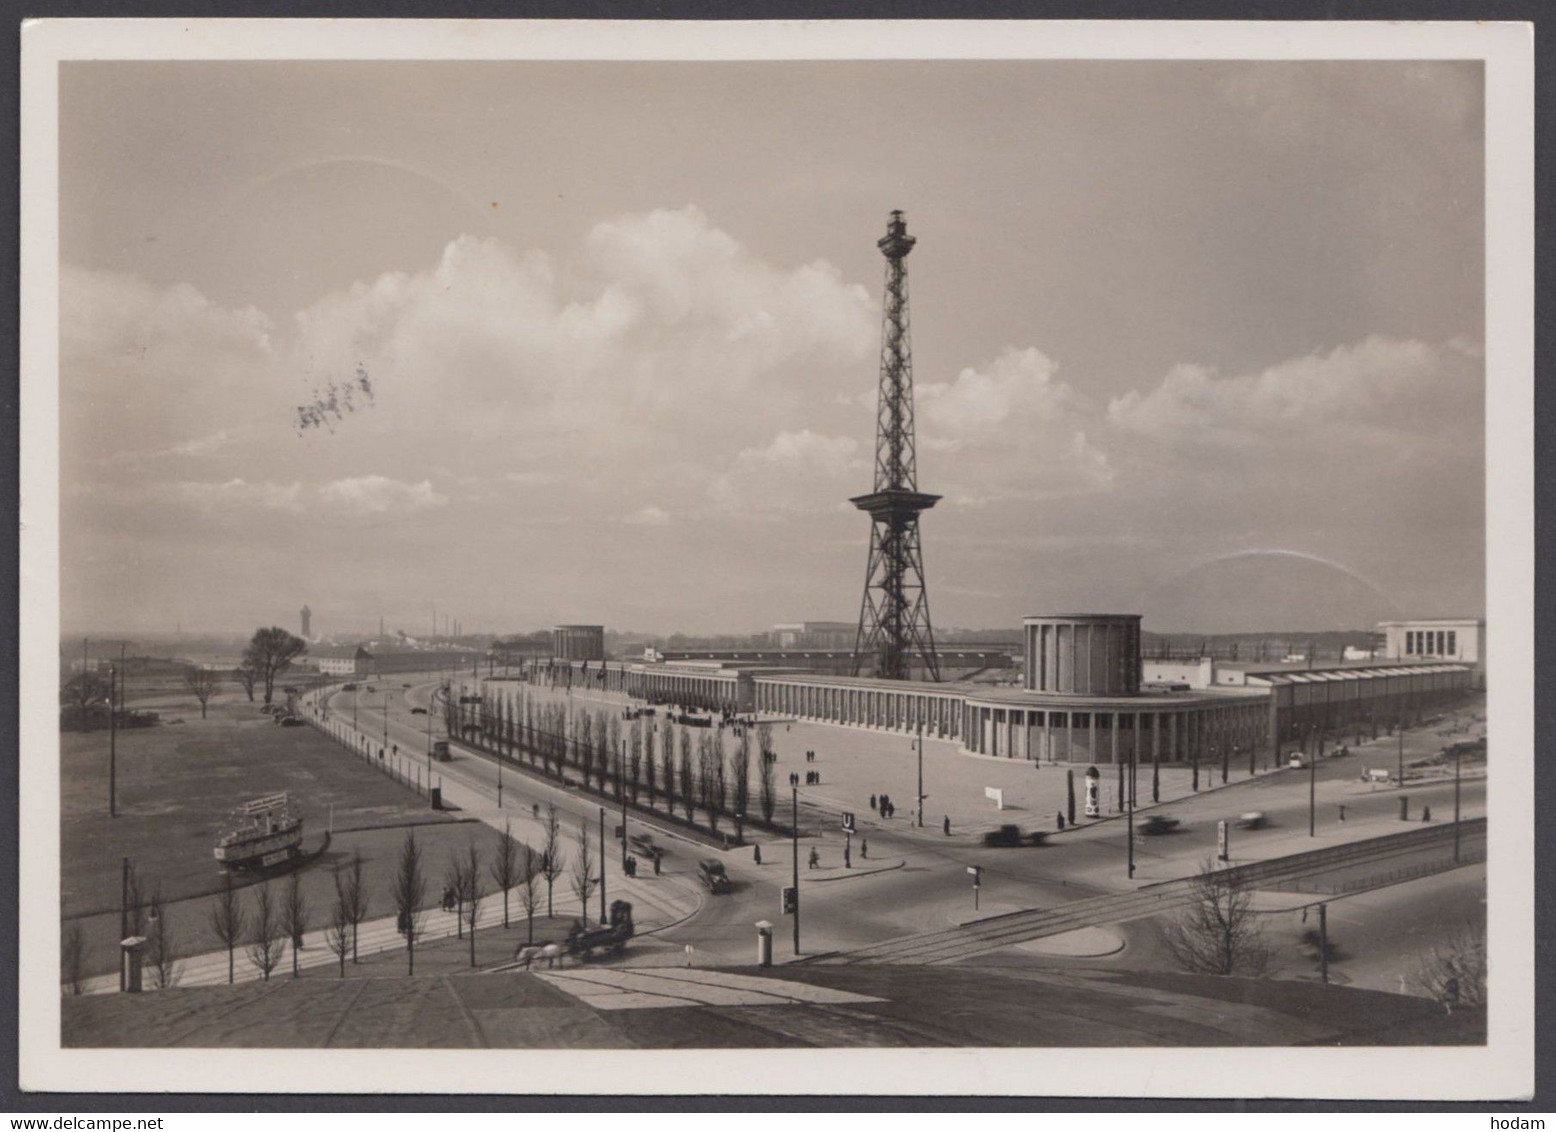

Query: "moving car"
<box><xmin>1138</xmin><ymin>815</ymin><xmax>1182</xmax><ymax>835</ymax></box>
<box><xmin>1234</xmin><ymin>811</ymin><xmax>1268</xmax><ymax>830</ymax></box>
<box><xmin>981</xmin><ymin>824</ymin><xmax>1045</xmax><ymax>847</ymax></box>
<box><xmin>697</xmin><ymin>859</ymin><xmax>731</xmax><ymax>893</ymax></box>
<box><xmin>411</xmin><ymin>706</ymin><xmax>428</xmax><ymax>715</ymax></box>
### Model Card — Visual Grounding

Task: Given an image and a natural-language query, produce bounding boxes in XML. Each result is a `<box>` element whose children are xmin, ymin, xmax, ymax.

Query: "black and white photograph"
<box><xmin>17</xmin><ymin>18</ymin><xmax>1534</xmax><ymax>1099</ymax></box>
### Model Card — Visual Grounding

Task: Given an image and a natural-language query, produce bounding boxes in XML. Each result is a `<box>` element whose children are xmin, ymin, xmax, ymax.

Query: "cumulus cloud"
<box><xmin>318</xmin><ymin>475</ymin><xmax>447</xmax><ymax>514</ymax></box>
<box><xmin>916</xmin><ymin>347</ymin><xmax>1113</xmax><ymax>504</ymax></box>
<box><xmin>710</xmin><ymin>429</ymin><xmax>864</xmax><ymax>513</ymax></box>
<box><xmin>1107</xmin><ymin>336</ymin><xmax>1481</xmax><ymax>454</ymax></box>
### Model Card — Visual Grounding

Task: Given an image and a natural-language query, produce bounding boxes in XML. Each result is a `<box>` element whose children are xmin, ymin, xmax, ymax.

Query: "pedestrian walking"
<box><xmin>1056</xmin><ymin>811</ymin><xmax>1066</xmax><ymax>830</ymax></box>
<box><xmin>870</xmin><ymin>794</ymin><xmax>878</xmax><ymax>811</ymax></box>
<box><xmin>754</xmin><ymin>843</ymin><xmax>762</xmax><ymax>865</ymax></box>
<box><xmin>808</xmin><ymin>847</ymin><xmax>820</xmax><ymax>870</ymax></box>
<box><xmin>860</xmin><ymin>838</ymin><xmax>868</xmax><ymax>859</ymax></box>
<box><xmin>1422</xmin><ymin>805</ymin><xmax>1431</xmax><ymax>822</ymax></box>
<box><xmin>943</xmin><ymin>815</ymin><xmax>951</xmax><ymax>836</ymax></box>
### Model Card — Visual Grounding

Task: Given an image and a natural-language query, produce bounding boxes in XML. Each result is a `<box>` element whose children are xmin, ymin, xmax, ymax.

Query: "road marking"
<box><xmin>535</xmin><ymin>967</ymin><xmax>884</xmax><ymax>1011</ymax></box>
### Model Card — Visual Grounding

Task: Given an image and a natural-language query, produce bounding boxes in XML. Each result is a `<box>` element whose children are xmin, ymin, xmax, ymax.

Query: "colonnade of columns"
<box><xmin>753</xmin><ymin>680</ymin><xmax>961</xmax><ymax>740</ymax></box>
<box><xmin>960</xmin><ymin>700</ymin><xmax>1267</xmax><ymax>765</ymax></box>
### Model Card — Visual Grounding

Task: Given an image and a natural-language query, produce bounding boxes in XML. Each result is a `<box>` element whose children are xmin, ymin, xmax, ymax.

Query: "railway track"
<box><xmin>813</xmin><ymin>818</ymin><xmax>1486</xmax><ymax>967</ymax></box>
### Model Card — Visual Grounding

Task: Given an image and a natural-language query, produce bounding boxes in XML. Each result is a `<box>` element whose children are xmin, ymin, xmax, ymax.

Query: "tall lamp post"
<box><xmin>915</xmin><ymin>724</ymin><xmax>924</xmax><ymax>827</ymax></box>
<box><xmin>598</xmin><ymin>807</ymin><xmax>607</xmax><ymax>924</ymax></box>
<box><xmin>1308</xmin><ymin>739</ymin><xmax>1317</xmax><ymax>838</ymax></box>
<box><xmin>791</xmin><ymin>785</ymin><xmax>801</xmax><ymax>955</ymax></box>
<box><xmin>1397</xmin><ymin>722</ymin><xmax>1405</xmax><ymax>788</ymax></box>
<box><xmin>107</xmin><ymin>660</ymin><xmax>117</xmax><ymax>818</ymax></box>
<box><xmin>1453</xmin><ymin>741</ymin><xmax>1462</xmax><ymax>862</ymax></box>
<box><xmin>619</xmin><ymin>739</ymin><xmax>628</xmax><ymax>868</ymax></box>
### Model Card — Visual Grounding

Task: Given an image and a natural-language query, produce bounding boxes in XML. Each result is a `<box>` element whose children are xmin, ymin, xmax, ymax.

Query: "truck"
<box><xmin>565</xmin><ymin>900</ymin><xmax>634</xmax><ymax>960</ymax></box>
<box><xmin>431</xmin><ymin>740</ymin><xmax>451</xmax><ymax>762</ymax></box>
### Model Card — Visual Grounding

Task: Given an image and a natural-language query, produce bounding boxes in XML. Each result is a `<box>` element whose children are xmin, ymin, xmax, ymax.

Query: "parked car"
<box><xmin>981</xmin><ymin>824</ymin><xmax>1044</xmax><ymax>847</ymax></box>
<box><xmin>697</xmin><ymin>859</ymin><xmax>731</xmax><ymax>893</ymax></box>
<box><xmin>1288</xmin><ymin>753</ymin><xmax>1307</xmax><ymax>769</ymax></box>
<box><xmin>1138</xmin><ymin>815</ymin><xmax>1182</xmax><ymax>836</ymax></box>
<box><xmin>280</xmin><ymin>715</ymin><xmax>305</xmax><ymax>727</ymax></box>
<box><xmin>411</xmin><ymin>706</ymin><xmax>428</xmax><ymax>715</ymax></box>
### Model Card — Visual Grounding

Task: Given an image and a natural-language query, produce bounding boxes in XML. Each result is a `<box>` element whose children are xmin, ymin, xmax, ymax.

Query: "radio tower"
<box><xmin>850</xmin><ymin>211</ymin><xmax>941</xmax><ymax>682</ymax></box>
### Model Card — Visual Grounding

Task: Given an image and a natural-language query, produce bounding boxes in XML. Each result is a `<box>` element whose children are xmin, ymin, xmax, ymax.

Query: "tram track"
<box><xmin>812</xmin><ymin>818</ymin><xmax>1486</xmax><ymax>966</ymax></box>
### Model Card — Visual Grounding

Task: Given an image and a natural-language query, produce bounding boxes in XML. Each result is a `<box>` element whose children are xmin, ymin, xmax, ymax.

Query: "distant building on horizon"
<box><xmin>553</xmin><ymin>625</ymin><xmax>605</xmax><ymax>661</ymax></box>
<box><xmin>772</xmin><ymin>621</ymin><xmax>855</xmax><ymax>650</ymax></box>
<box><xmin>300</xmin><ymin>604</ymin><xmax>312</xmax><ymax>640</ymax></box>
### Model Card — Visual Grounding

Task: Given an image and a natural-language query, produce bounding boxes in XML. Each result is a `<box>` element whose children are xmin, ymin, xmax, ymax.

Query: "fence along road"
<box><xmin>811</xmin><ymin>818</ymin><xmax>1486</xmax><ymax>967</ymax></box>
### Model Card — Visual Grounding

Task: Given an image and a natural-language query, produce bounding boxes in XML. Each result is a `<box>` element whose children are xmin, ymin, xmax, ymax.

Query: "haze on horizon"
<box><xmin>59</xmin><ymin>60</ymin><xmax>1486</xmax><ymax>640</ymax></box>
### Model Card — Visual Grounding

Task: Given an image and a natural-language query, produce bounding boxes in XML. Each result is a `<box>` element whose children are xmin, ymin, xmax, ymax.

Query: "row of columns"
<box><xmin>755</xmin><ymin>681</ymin><xmax>961</xmax><ymax>740</ymax></box>
<box><xmin>962</xmin><ymin>701</ymin><xmax>1266</xmax><ymax>765</ymax></box>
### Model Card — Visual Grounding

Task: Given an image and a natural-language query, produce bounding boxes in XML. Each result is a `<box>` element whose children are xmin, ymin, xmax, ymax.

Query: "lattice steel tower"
<box><xmin>850</xmin><ymin>211</ymin><xmax>941</xmax><ymax>682</ymax></box>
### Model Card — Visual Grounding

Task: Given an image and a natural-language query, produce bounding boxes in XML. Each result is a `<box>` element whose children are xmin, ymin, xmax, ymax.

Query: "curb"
<box><xmin>801</xmin><ymin>859</ymin><xmax>906</xmax><ymax>884</ymax></box>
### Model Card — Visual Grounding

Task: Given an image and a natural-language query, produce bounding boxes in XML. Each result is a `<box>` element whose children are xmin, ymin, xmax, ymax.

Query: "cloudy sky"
<box><xmin>59</xmin><ymin>59</ymin><xmax>1485</xmax><ymax>638</ymax></box>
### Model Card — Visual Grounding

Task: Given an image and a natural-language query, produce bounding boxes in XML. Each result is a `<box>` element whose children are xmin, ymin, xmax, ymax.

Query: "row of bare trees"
<box><xmin>453</xmin><ymin>688</ymin><xmax>782</xmax><ymax>840</ymax></box>
<box><xmin>61</xmin><ymin>861</ymin><xmax>182</xmax><ymax>995</ymax></box>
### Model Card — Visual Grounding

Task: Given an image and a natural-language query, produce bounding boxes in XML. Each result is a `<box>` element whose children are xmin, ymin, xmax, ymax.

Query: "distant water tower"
<box><xmin>300</xmin><ymin>604</ymin><xmax>312</xmax><ymax>639</ymax></box>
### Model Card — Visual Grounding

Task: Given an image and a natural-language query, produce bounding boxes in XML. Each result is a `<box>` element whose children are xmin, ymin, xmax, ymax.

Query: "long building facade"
<box><xmin>522</xmin><ymin>616</ymin><xmax>1474</xmax><ymax>766</ymax></box>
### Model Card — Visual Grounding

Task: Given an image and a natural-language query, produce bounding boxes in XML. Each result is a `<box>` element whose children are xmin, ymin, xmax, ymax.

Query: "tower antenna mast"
<box><xmin>850</xmin><ymin>210</ymin><xmax>941</xmax><ymax>682</ymax></box>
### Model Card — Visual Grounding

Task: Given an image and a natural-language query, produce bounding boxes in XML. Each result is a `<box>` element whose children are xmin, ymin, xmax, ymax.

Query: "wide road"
<box><xmin>315</xmin><ymin>679</ymin><xmax>1485</xmax><ymax>971</ymax></box>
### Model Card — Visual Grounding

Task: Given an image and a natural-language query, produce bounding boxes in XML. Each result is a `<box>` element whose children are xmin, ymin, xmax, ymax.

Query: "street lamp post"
<box><xmin>915</xmin><ymin>724</ymin><xmax>924</xmax><ymax>827</ymax></box>
<box><xmin>619</xmin><ymin>739</ymin><xmax>628</xmax><ymax>869</ymax></box>
<box><xmin>791</xmin><ymin>785</ymin><xmax>800</xmax><ymax>955</ymax></box>
<box><xmin>1397</xmin><ymin>723</ymin><xmax>1405</xmax><ymax>788</ymax></box>
<box><xmin>108</xmin><ymin>661</ymin><xmax>118</xmax><ymax>819</ymax></box>
<box><xmin>1309</xmin><ymin>743</ymin><xmax>1317</xmax><ymax>837</ymax></box>
<box><xmin>599</xmin><ymin>807</ymin><xmax>607</xmax><ymax>924</ymax></box>
<box><xmin>1453</xmin><ymin>741</ymin><xmax>1462</xmax><ymax>862</ymax></box>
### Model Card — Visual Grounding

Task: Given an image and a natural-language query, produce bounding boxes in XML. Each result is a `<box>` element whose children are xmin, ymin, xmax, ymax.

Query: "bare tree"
<box><xmin>627</xmin><ymin>719</ymin><xmax>643</xmax><ymax>803</ymax></box>
<box><xmin>246</xmin><ymin>881</ymin><xmax>283</xmax><ymax>981</ymax></box>
<box><xmin>61</xmin><ymin>670</ymin><xmax>111</xmax><ymax>731</ymax></box>
<box><xmin>540</xmin><ymin>804</ymin><xmax>565</xmax><ymax>918</ymax></box>
<box><xmin>606</xmin><ymin>714</ymin><xmax>622</xmax><ymax>795</ymax></box>
<box><xmin>1156</xmin><ymin>859</ymin><xmax>1271</xmax><ymax>977</ymax></box>
<box><xmin>182</xmin><ymin>665</ymin><xmax>222</xmax><ymax>719</ymax></box>
<box><xmin>119</xmin><ymin>859</ymin><xmax>148</xmax><ymax>942</ymax></box>
<box><xmin>325</xmin><ymin>872</ymin><xmax>352</xmax><ymax>978</ymax></box>
<box><xmin>1411</xmin><ymin>923</ymin><xmax>1487</xmax><ymax>1010</ymax></box>
<box><xmin>339</xmin><ymin>848</ymin><xmax>369</xmax><ymax>964</ymax></box>
<box><xmin>462</xmin><ymin>840</ymin><xmax>484</xmax><ymax>967</ymax></box>
<box><xmin>697</xmin><ymin>733</ymin><xmax>719</xmax><ymax>831</ymax></box>
<box><xmin>577</xmin><ymin>710</ymin><xmax>595</xmax><ymax>788</ymax></box>
<box><xmin>643</xmin><ymin>720</ymin><xmax>657</xmax><ymax>806</ymax></box>
<box><xmin>242</xmin><ymin>626</ymin><xmax>308</xmax><ymax>705</ymax></box>
<box><xmin>679</xmin><ymin>729</ymin><xmax>696</xmax><ymax>822</ymax></box>
<box><xmin>660</xmin><ymin>718</ymin><xmax>676</xmax><ymax>814</ymax></box>
<box><xmin>232</xmin><ymin>663</ymin><xmax>257</xmax><ymax>703</ymax></box>
<box><xmin>570</xmin><ymin>820</ymin><xmax>597</xmax><ymax>917</ymax></box>
<box><xmin>444</xmin><ymin>853</ymin><xmax>467</xmax><ymax>941</ymax></box>
<box><xmin>757</xmin><ymin>725</ymin><xmax>777</xmax><ymax>824</ymax></box>
<box><xmin>146</xmin><ymin>885</ymin><xmax>181</xmax><ymax>989</ymax></box>
<box><xmin>731</xmin><ymin>729</ymin><xmax>752</xmax><ymax>841</ymax></box>
<box><xmin>393</xmin><ymin>828</ymin><xmax>427</xmax><ymax>976</ymax></box>
<box><xmin>208</xmin><ymin>873</ymin><xmax>246</xmax><ymax>985</ymax></box>
<box><xmin>489</xmin><ymin>820</ymin><xmax>519</xmax><ymax>929</ymax></box>
<box><xmin>516</xmin><ymin>844</ymin><xmax>540</xmax><ymax>945</ymax></box>
<box><xmin>61</xmin><ymin>921</ymin><xmax>85</xmax><ymax>996</ymax></box>
<box><xmin>280</xmin><ymin>870</ymin><xmax>307</xmax><ymax>979</ymax></box>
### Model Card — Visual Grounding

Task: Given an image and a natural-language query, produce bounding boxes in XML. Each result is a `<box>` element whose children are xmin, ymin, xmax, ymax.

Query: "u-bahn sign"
<box><xmin>841</xmin><ymin>812</ymin><xmax>856</xmax><ymax>834</ymax></box>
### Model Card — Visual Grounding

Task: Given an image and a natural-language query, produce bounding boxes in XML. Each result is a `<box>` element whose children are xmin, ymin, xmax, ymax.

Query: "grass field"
<box><xmin>62</xmin><ymin>681</ymin><xmax>517</xmax><ymax>976</ymax></box>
